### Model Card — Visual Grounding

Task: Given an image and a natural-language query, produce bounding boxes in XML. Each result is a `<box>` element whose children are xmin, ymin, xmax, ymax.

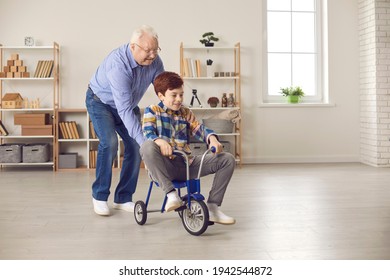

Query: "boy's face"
<box><xmin>158</xmin><ymin>86</ymin><xmax>184</xmax><ymax>111</ymax></box>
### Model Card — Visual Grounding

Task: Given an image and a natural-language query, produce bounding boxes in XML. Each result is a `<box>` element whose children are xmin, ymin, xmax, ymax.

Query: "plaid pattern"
<box><xmin>142</xmin><ymin>101</ymin><xmax>215</xmax><ymax>155</ymax></box>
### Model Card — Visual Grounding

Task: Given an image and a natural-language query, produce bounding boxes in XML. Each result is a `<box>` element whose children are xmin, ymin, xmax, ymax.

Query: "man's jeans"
<box><xmin>85</xmin><ymin>87</ymin><xmax>141</xmax><ymax>203</ymax></box>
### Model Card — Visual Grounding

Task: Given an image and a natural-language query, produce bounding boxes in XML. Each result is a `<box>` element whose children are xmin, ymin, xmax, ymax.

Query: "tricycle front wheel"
<box><xmin>181</xmin><ymin>199</ymin><xmax>209</xmax><ymax>236</ymax></box>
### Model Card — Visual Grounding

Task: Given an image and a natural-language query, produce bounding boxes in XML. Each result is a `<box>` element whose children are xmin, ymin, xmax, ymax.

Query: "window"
<box><xmin>263</xmin><ymin>0</ymin><xmax>325</xmax><ymax>103</ymax></box>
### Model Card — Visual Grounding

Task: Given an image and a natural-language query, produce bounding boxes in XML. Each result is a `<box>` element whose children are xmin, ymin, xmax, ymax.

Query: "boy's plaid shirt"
<box><xmin>142</xmin><ymin>101</ymin><xmax>215</xmax><ymax>155</ymax></box>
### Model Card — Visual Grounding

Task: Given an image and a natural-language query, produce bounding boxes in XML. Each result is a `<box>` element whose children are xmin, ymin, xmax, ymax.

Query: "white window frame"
<box><xmin>262</xmin><ymin>0</ymin><xmax>327</xmax><ymax>104</ymax></box>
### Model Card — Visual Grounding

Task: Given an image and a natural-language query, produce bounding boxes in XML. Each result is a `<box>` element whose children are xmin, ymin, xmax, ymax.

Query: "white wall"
<box><xmin>0</xmin><ymin>0</ymin><xmax>360</xmax><ymax>164</ymax></box>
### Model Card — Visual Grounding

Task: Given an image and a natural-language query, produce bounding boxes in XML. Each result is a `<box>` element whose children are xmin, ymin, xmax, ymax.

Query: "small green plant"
<box><xmin>280</xmin><ymin>86</ymin><xmax>305</xmax><ymax>103</ymax></box>
<box><xmin>280</xmin><ymin>86</ymin><xmax>305</xmax><ymax>97</ymax></box>
<box><xmin>200</xmin><ymin>32</ymin><xmax>219</xmax><ymax>46</ymax></box>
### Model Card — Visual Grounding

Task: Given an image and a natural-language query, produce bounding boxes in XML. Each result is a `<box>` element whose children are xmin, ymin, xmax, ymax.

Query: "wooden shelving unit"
<box><xmin>180</xmin><ymin>42</ymin><xmax>242</xmax><ymax>165</ymax></box>
<box><xmin>55</xmin><ymin>109</ymin><xmax>125</xmax><ymax>170</ymax></box>
<box><xmin>0</xmin><ymin>42</ymin><xmax>60</xmax><ymax>170</ymax></box>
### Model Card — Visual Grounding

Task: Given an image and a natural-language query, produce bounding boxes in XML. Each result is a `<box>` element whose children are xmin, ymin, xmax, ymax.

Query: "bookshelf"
<box><xmin>0</xmin><ymin>42</ymin><xmax>60</xmax><ymax>169</ymax></box>
<box><xmin>55</xmin><ymin>109</ymin><xmax>124</xmax><ymax>170</ymax></box>
<box><xmin>180</xmin><ymin>42</ymin><xmax>242</xmax><ymax>165</ymax></box>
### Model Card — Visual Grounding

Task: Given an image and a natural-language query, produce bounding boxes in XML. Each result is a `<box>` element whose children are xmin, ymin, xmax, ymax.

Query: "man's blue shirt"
<box><xmin>89</xmin><ymin>43</ymin><xmax>164</xmax><ymax>145</ymax></box>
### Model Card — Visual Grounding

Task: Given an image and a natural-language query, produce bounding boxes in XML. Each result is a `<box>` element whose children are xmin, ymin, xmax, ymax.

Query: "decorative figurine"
<box><xmin>221</xmin><ymin>93</ymin><xmax>228</xmax><ymax>107</ymax></box>
<box><xmin>227</xmin><ymin>93</ymin><xmax>235</xmax><ymax>107</ymax></box>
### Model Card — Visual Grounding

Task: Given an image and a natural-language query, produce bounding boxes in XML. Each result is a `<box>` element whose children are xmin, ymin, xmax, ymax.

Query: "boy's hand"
<box><xmin>155</xmin><ymin>138</ymin><xmax>173</xmax><ymax>157</ymax></box>
<box><xmin>209</xmin><ymin>135</ymin><xmax>223</xmax><ymax>154</ymax></box>
<box><xmin>185</xmin><ymin>109</ymin><xmax>196</xmax><ymax>123</ymax></box>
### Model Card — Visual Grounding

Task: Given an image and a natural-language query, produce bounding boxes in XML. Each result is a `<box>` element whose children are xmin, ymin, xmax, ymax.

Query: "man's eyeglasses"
<box><xmin>134</xmin><ymin>43</ymin><xmax>161</xmax><ymax>55</ymax></box>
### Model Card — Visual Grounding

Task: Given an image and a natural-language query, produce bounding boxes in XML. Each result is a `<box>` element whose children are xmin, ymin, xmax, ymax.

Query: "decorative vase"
<box><xmin>227</xmin><ymin>93</ymin><xmax>235</xmax><ymax>107</ymax></box>
<box><xmin>221</xmin><ymin>93</ymin><xmax>228</xmax><ymax>107</ymax></box>
<box><xmin>206</xmin><ymin>65</ymin><xmax>213</xmax><ymax>77</ymax></box>
<box><xmin>287</xmin><ymin>95</ymin><xmax>299</xmax><ymax>103</ymax></box>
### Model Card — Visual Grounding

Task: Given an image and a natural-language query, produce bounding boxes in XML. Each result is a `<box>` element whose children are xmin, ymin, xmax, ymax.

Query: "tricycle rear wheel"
<box><xmin>134</xmin><ymin>201</ymin><xmax>147</xmax><ymax>225</ymax></box>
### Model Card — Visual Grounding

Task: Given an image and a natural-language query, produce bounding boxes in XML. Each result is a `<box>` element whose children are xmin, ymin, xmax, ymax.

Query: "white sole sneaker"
<box><xmin>208</xmin><ymin>203</ymin><xmax>235</xmax><ymax>225</ymax></box>
<box><xmin>92</xmin><ymin>198</ymin><xmax>110</xmax><ymax>216</ymax></box>
<box><xmin>209</xmin><ymin>214</ymin><xmax>236</xmax><ymax>225</ymax></box>
<box><xmin>165</xmin><ymin>191</ymin><xmax>182</xmax><ymax>212</ymax></box>
<box><xmin>113</xmin><ymin>202</ymin><xmax>135</xmax><ymax>212</ymax></box>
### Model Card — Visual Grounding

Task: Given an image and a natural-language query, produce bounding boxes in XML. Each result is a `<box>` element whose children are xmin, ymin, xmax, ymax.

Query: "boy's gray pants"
<box><xmin>140</xmin><ymin>140</ymin><xmax>235</xmax><ymax>206</ymax></box>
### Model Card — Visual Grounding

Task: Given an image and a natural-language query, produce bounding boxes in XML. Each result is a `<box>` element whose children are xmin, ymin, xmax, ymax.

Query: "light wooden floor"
<box><xmin>1</xmin><ymin>162</ymin><xmax>390</xmax><ymax>260</ymax></box>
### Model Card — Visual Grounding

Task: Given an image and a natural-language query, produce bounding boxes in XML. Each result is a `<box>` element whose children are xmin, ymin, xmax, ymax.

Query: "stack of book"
<box><xmin>34</xmin><ymin>60</ymin><xmax>54</xmax><ymax>78</ymax></box>
<box><xmin>59</xmin><ymin>121</ymin><xmax>80</xmax><ymax>139</ymax></box>
<box><xmin>89</xmin><ymin>150</ymin><xmax>97</xmax><ymax>168</ymax></box>
<box><xmin>89</xmin><ymin>121</ymin><xmax>97</xmax><ymax>139</ymax></box>
<box><xmin>182</xmin><ymin>58</ymin><xmax>202</xmax><ymax>77</ymax></box>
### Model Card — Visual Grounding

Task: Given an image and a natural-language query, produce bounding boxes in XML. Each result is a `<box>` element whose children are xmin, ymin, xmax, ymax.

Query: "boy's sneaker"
<box><xmin>165</xmin><ymin>191</ymin><xmax>182</xmax><ymax>212</ymax></box>
<box><xmin>207</xmin><ymin>203</ymin><xmax>236</xmax><ymax>225</ymax></box>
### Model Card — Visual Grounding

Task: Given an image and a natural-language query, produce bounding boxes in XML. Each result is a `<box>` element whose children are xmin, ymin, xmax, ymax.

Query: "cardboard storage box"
<box><xmin>59</xmin><ymin>153</ymin><xmax>78</xmax><ymax>169</ymax></box>
<box><xmin>0</xmin><ymin>144</ymin><xmax>23</xmax><ymax>163</ymax></box>
<box><xmin>22</xmin><ymin>143</ymin><xmax>50</xmax><ymax>163</ymax></box>
<box><xmin>22</xmin><ymin>125</ymin><xmax>53</xmax><ymax>136</ymax></box>
<box><xmin>14</xmin><ymin>113</ymin><xmax>50</xmax><ymax>125</ymax></box>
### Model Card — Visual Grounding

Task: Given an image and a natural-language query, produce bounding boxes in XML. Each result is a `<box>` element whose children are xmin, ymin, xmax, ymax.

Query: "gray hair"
<box><xmin>130</xmin><ymin>25</ymin><xmax>159</xmax><ymax>43</ymax></box>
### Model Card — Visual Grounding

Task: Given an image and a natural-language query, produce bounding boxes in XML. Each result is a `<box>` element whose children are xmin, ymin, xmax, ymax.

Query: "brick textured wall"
<box><xmin>359</xmin><ymin>0</ymin><xmax>390</xmax><ymax>166</ymax></box>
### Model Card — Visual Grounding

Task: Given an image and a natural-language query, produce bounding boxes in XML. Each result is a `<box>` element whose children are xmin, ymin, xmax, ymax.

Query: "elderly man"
<box><xmin>86</xmin><ymin>25</ymin><xmax>164</xmax><ymax>216</ymax></box>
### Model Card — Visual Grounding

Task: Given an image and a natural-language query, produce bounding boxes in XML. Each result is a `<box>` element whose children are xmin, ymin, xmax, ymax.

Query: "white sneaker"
<box><xmin>113</xmin><ymin>202</ymin><xmax>135</xmax><ymax>213</ymax></box>
<box><xmin>92</xmin><ymin>198</ymin><xmax>110</xmax><ymax>216</ymax></box>
<box><xmin>207</xmin><ymin>203</ymin><xmax>235</xmax><ymax>225</ymax></box>
<box><xmin>165</xmin><ymin>191</ymin><xmax>182</xmax><ymax>212</ymax></box>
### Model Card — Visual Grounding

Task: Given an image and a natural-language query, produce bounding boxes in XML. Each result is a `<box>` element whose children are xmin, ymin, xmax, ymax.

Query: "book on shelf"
<box><xmin>0</xmin><ymin>120</ymin><xmax>9</xmax><ymax>136</ymax></box>
<box><xmin>183</xmin><ymin>58</ymin><xmax>189</xmax><ymax>77</ymax></box>
<box><xmin>34</xmin><ymin>60</ymin><xmax>54</xmax><ymax>78</ymax></box>
<box><xmin>73</xmin><ymin>121</ymin><xmax>80</xmax><ymax>139</ymax></box>
<box><xmin>89</xmin><ymin>120</ymin><xmax>97</xmax><ymax>139</ymax></box>
<box><xmin>33</xmin><ymin>61</ymin><xmax>42</xmax><ymax>77</ymax></box>
<box><xmin>89</xmin><ymin>149</ymin><xmax>97</xmax><ymax>168</ymax></box>
<box><xmin>195</xmin><ymin>59</ymin><xmax>201</xmax><ymax>77</ymax></box>
<box><xmin>59</xmin><ymin>122</ymin><xmax>68</xmax><ymax>139</ymax></box>
<box><xmin>182</xmin><ymin>58</ymin><xmax>202</xmax><ymax>77</ymax></box>
<box><xmin>59</xmin><ymin>121</ymin><xmax>80</xmax><ymax>139</ymax></box>
<box><xmin>65</xmin><ymin>122</ymin><xmax>75</xmax><ymax>139</ymax></box>
<box><xmin>71</xmin><ymin>121</ymin><xmax>80</xmax><ymax>139</ymax></box>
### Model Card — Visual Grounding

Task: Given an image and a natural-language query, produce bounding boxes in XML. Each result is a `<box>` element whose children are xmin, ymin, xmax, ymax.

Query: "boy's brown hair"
<box><xmin>153</xmin><ymin>71</ymin><xmax>183</xmax><ymax>96</ymax></box>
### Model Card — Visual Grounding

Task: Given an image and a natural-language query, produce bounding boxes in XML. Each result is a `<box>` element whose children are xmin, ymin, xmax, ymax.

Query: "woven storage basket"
<box><xmin>189</xmin><ymin>142</ymin><xmax>207</xmax><ymax>156</ymax></box>
<box><xmin>22</xmin><ymin>143</ymin><xmax>50</xmax><ymax>163</ymax></box>
<box><xmin>202</xmin><ymin>119</ymin><xmax>234</xmax><ymax>133</ymax></box>
<box><xmin>0</xmin><ymin>144</ymin><xmax>23</xmax><ymax>163</ymax></box>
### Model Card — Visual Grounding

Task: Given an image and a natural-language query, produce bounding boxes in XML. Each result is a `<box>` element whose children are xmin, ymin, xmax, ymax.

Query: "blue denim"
<box><xmin>85</xmin><ymin>88</ymin><xmax>141</xmax><ymax>203</ymax></box>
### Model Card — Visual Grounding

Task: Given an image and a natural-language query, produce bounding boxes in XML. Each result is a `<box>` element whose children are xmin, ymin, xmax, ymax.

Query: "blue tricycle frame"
<box><xmin>134</xmin><ymin>147</ymin><xmax>215</xmax><ymax>236</ymax></box>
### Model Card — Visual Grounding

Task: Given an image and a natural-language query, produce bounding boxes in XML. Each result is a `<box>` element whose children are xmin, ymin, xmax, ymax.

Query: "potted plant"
<box><xmin>280</xmin><ymin>86</ymin><xmax>305</xmax><ymax>103</ymax></box>
<box><xmin>207</xmin><ymin>97</ymin><xmax>219</xmax><ymax>107</ymax></box>
<box><xmin>200</xmin><ymin>32</ymin><xmax>219</xmax><ymax>47</ymax></box>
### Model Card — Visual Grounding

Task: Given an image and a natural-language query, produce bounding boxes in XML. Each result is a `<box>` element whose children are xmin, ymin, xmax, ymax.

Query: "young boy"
<box><xmin>140</xmin><ymin>71</ymin><xmax>236</xmax><ymax>225</ymax></box>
